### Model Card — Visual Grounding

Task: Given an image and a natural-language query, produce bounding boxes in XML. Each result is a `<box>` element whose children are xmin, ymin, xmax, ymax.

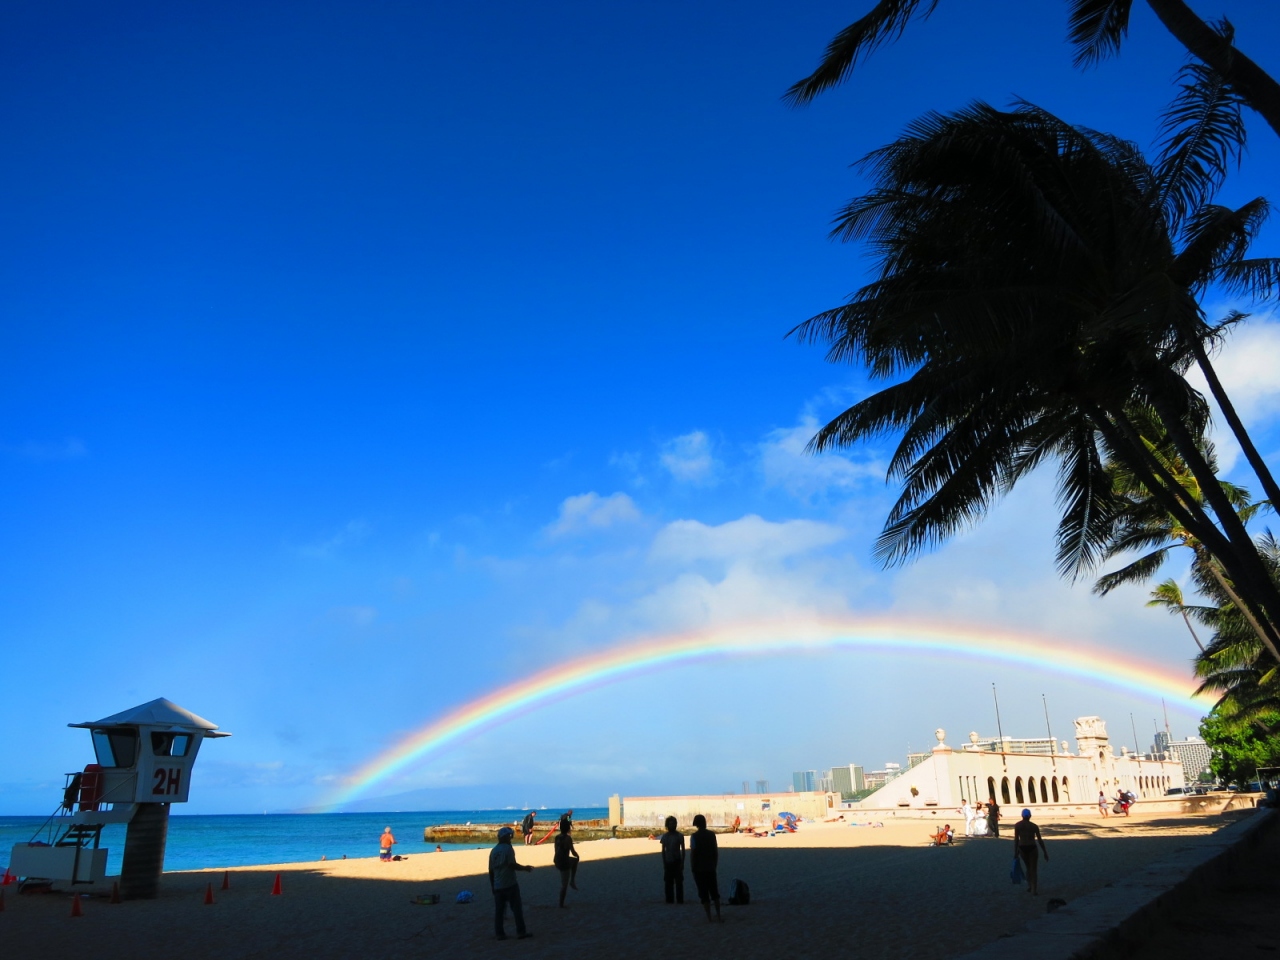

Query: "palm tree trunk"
<box><xmin>1179</xmin><ymin>610</ymin><xmax>1206</xmax><ymax>652</ymax></box>
<box><xmin>1198</xmin><ymin>551</ymin><xmax>1280</xmax><ymax>662</ymax></box>
<box><xmin>1146</xmin><ymin>0</ymin><xmax>1280</xmax><ymax>140</ymax></box>
<box><xmin>1189</xmin><ymin>338</ymin><xmax>1280</xmax><ymax>508</ymax></box>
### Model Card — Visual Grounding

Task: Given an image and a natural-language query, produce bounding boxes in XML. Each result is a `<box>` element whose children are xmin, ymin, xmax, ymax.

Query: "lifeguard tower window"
<box><xmin>92</xmin><ymin>728</ymin><xmax>139</xmax><ymax>767</ymax></box>
<box><xmin>151</xmin><ymin>732</ymin><xmax>191</xmax><ymax>757</ymax></box>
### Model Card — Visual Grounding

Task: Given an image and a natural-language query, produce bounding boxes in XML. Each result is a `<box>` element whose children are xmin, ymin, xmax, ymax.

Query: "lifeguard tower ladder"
<box><xmin>8</xmin><ymin>698</ymin><xmax>229</xmax><ymax>899</ymax></box>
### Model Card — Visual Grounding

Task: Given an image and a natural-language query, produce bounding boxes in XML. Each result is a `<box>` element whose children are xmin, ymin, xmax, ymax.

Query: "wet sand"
<box><xmin>0</xmin><ymin>811</ymin><xmax>1253</xmax><ymax>960</ymax></box>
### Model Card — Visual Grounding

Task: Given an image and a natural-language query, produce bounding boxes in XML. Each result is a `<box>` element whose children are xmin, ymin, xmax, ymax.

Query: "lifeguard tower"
<box><xmin>8</xmin><ymin>698</ymin><xmax>229</xmax><ymax>899</ymax></box>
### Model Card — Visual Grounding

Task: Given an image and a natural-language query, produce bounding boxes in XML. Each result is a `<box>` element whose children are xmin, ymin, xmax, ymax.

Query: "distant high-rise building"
<box><xmin>831</xmin><ymin>764</ymin><xmax>866</xmax><ymax>797</ymax></box>
<box><xmin>906</xmin><ymin>752</ymin><xmax>930</xmax><ymax>769</ymax></box>
<box><xmin>791</xmin><ymin>770</ymin><xmax>817</xmax><ymax>792</ymax></box>
<box><xmin>1166</xmin><ymin>736</ymin><xmax>1213</xmax><ymax>781</ymax></box>
<box><xmin>1152</xmin><ymin>731</ymin><xmax>1172</xmax><ymax>760</ymax></box>
<box><xmin>862</xmin><ymin>763</ymin><xmax>903</xmax><ymax>793</ymax></box>
<box><xmin>755</xmin><ymin>779</ymin><xmax>769</xmax><ymax>794</ymax></box>
<box><xmin>964</xmin><ymin>735</ymin><xmax>1058</xmax><ymax>756</ymax></box>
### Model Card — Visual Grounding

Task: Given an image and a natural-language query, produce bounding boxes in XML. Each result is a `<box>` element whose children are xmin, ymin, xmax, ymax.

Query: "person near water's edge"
<box><xmin>553</xmin><ymin>818</ymin><xmax>580</xmax><ymax>907</ymax></box>
<box><xmin>688</xmin><ymin>814</ymin><xmax>722</xmax><ymax>923</ymax></box>
<box><xmin>489</xmin><ymin>827</ymin><xmax>534</xmax><ymax>940</ymax></box>
<box><xmin>521</xmin><ymin>811</ymin><xmax>536</xmax><ymax>845</ymax></box>
<box><xmin>379</xmin><ymin>826</ymin><xmax>396</xmax><ymax>861</ymax></box>
<box><xmin>660</xmin><ymin>816</ymin><xmax>685</xmax><ymax>904</ymax></box>
<box><xmin>1012</xmin><ymin>809</ymin><xmax>1049</xmax><ymax>895</ymax></box>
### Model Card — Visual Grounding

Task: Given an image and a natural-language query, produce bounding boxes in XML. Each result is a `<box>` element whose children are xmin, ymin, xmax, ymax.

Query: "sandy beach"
<box><xmin>1</xmin><ymin>811</ymin><xmax>1252</xmax><ymax>960</ymax></box>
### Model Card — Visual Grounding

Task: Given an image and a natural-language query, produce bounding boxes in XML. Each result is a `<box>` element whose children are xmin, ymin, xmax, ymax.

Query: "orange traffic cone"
<box><xmin>270</xmin><ymin>873</ymin><xmax>282</xmax><ymax>896</ymax></box>
<box><xmin>110</xmin><ymin>881</ymin><xmax>121</xmax><ymax>904</ymax></box>
<box><xmin>70</xmin><ymin>893</ymin><xmax>83</xmax><ymax>917</ymax></box>
<box><xmin>1</xmin><ymin>868</ymin><xmax>13</xmax><ymax>885</ymax></box>
<box><xmin>204</xmin><ymin>882</ymin><xmax>216</xmax><ymax>905</ymax></box>
<box><xmin>221</xmin><ymin>870</ymin><xmax>230</xmax><ymax>891</ymax></box>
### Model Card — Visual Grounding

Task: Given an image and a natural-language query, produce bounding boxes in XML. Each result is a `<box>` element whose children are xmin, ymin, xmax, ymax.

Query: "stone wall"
<box><xmin>620</xmin><ymin>791</ymin><xmax>838</xmax><ymax>828</ymax></box>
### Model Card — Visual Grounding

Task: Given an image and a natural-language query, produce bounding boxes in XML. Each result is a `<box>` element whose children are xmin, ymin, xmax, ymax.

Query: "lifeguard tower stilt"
<box><xmin>8</xmin><ymin>698</ymin><xmax>230</xmax><ymax>899</ymax></box>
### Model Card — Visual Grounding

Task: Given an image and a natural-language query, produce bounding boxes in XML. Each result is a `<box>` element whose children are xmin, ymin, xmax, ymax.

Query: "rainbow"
<box><xmin>321</xmin><ymin>617</ymin><xmax>1211</xmax><ymax>810</ymax></box>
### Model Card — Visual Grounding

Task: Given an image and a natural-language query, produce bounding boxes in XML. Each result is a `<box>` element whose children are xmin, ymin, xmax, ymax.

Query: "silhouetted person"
<box><xmin>659</xmin><ymin>816</ymin><xmax>685</xmax><ymax>904</ymax></box>
<box><xmin>553</xmin><ymin>818</ymin><xmax>579</xmax><ymax>907</ymax></box>
<box><xmin>521</xmin><ymin>811</ymin><xmax>536</xmax><ymax>845</ymax></box>
<box><xmin>1012</xmin><ymin>809</ymin><xmax>1048</xmax><ymax>895</ymax></box>
<box><xmin>489</xmin><ymin>827</ymin><xmax>533</xmax><ymax>940</ymax></box>
<box><xmin>986</xmin><ymin>798</ymin><xmax>1001</xmax><ymax>838</ymax></box>
<box><xmin>689</xmin><ymin>814</ymin><xmax>722</xmax><ymax>923</ymax></box>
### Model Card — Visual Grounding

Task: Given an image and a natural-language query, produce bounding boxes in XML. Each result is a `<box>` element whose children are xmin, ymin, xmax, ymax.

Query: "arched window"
<box><xmin>1001</xmin><ymin>777</ymin><xmax>1011</xmax><ymax>805</ymax></box>
<box><xmin>1015</xmin><ymin>777</ymin><xmax>1025</xmax><ymax>804</ymax></box>
<box><xmin>1028</xmin><ymin>778</ymin><xmax>1037</xmax><ymax>803</ymax></box>
<box><xmin>988</xmin><ymin>777</ymin><xmax>997</xmax><ymax>802</ymax></box>
<box><xmin>1062</xmin><ymin>777</ymin><xmax>1069</xmax><ymax>801</ymax></box>
<box><xmin>1051</xmin><ymin>777</ymin><xmax>1060</xmax><ymax>802</ymax></box>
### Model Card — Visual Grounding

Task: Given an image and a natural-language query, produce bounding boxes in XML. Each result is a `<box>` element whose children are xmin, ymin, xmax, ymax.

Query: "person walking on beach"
<box><xmin>1098</xmin><ymin>791</ymin><xmax>1109</xmax><ymax>818</ymax></box>
<box><xmin>660</xmin><ymin>816</ymin><xmax>685</xmax><ymax>904</ymax></box>
<box><xmin>521</xmin><ymin>811</ymin><xmax>536</xmax><ymax>845</ymax></box>
<box><xmin>689</xmin><ymin>814</ymin><xmax>722</xmax><ymax>923</ymax></box>
<box><xmin>489</xmin><ymin>827</ymin><xmax>534</xmax><ymax>940</ymax></box>
<box><xmin>986</xmin><ymin>798</ymin><xmax>1001</xmax><ymax>839</ymax></box>
<box><xmin>380</xmin><ymin>826</ymin><xmax>396</xmax><ymax>862</ymax></box>
<box><xmin>553</xmin><ymin>818</ymin><xmax>580</xmax><ymax>908</ymax></box>
<box><xmin>1012</xmin><ymin>809</ymin><xmax>1048</xmax><ymax>895</ymax></box>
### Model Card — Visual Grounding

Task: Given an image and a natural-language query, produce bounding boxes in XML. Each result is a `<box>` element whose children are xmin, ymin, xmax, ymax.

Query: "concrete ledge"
<box><xmin>949</xmin><ymin>808</ymin><xmax>1277</xmax><ymax>960</ymax></box>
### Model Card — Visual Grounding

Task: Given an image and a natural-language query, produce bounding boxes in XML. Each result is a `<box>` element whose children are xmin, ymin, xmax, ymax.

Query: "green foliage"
<box><xmin>1198</xmin><ymin>710</ymin><xmax>1280</xmax><ymax>784</ymax></box>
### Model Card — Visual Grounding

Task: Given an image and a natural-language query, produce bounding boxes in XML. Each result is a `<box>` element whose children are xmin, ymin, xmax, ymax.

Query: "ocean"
<box><xmin>0</xmin><ymin>808</ymin><xmax>606</xmax><ymax>875</ymax></box>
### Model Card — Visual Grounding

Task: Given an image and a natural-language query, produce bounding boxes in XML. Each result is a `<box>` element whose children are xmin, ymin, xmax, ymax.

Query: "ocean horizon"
<box><xmin>0</xmin><ymin>807</ymin><xmax>608</xmax><ymax>875</ymax></box>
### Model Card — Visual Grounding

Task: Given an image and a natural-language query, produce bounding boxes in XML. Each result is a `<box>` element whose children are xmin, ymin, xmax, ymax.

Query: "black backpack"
<box><xmin>727</xmin><ymin>878</ymin><xmax>750</xmax><ymax>906</ymax></box>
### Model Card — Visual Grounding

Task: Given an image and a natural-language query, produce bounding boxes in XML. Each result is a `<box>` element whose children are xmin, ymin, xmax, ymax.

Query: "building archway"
<box><xmin>1001</xmin><ymin>777</ymin><xmax>1011</xmax><ymax>805</ymax></box>
<box><xmin>1062</xmin><ymin>777</ymin><xmax>1069</xmax><ymax>801</ymax></box>
<box><xmin>1028</xmin><ymin>778</ymin><xmax>1037</xmax><ymax>803</ymax></box>
<box><xmin>1015</xmin><ymin>777</ymin><xmax>1025</xmax><ymax>804</ymax></box>
<box><xmin>1041</xmin><ymin>777</ymin><xmax>1049</xmax><ymax>802</ymax></box>
<box><xmin>988</xmin><ymin>777</ymin><xmax>997</xmax><ymax>802</ymax></box>
<box><xmin>1051</xmin><ymin>777</ymin><xmax>1060</xmax><ymax>802</ymax></box>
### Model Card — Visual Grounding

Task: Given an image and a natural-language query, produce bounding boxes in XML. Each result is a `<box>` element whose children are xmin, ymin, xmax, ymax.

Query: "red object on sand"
<box><xmin>110</xmin><ymin>881</ymin><xmax>121</xmax><ymax>904</ymax></box>
<box><xmin>204</xmin><ymin>882</ymin><xmax>215</xmax><ymax>905</ymax></box>
<box><xmin>1</xmin><ymin>868</ymin><xmax>13</xmax><ymax>885</ymax></box>
<box><xmin>221</xmin><ymin>870</ymin><xmax>230</xmax><ymax>891</ymax></box>
<box><xmin>271</xmin><ymin>873</ymin><xmax>282</xmax><ymax>896</ymax></box>
<box><xmin>70</xmin><ymin>894</ymin><xmax>83</xmax><ymax>917</ymax></box>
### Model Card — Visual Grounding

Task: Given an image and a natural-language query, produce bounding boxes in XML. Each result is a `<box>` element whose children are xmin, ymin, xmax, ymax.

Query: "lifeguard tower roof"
<box><xmin>68</xmin><ymin>697</ymin><xmax>231</xmax><ymax>737</ymax></box>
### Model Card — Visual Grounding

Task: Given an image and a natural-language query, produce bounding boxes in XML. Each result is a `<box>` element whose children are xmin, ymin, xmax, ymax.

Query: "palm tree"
<box><xmin>784</xmin><ymin>1</ymin><xmax>1280</xmax><ymax>140</ymax></box>
<box><xmin>791</xmin><ymin>101</ymin><xmax>1280</xmax><ymax>649</ymax></box>
<box><xmin>1147</xmin><ymin>579</ymin><xmax>1207</xmax><ymax>651</ymax></box>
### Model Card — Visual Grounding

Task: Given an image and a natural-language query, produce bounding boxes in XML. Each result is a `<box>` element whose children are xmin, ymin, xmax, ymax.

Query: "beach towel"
<box><xmin>1010</xmin><ymin>857</ymin><xmax>1024</xmax><ymax>885</ymax></box>
<box><xmin>727</xmin><ymin>879</ymin><xmax>750</xmax><ymax>905</ymax></box>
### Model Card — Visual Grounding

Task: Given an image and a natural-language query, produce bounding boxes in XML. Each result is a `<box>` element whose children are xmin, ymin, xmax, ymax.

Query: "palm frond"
<box><xmin>1067</xmin><ymin>0</ymin><xmax>1135</xmax><ymax>67</ymax></box>
<box><xmin>784</xmin><ymin>0</ymin><xmax>939</xmax><ymax>106</ymax></box>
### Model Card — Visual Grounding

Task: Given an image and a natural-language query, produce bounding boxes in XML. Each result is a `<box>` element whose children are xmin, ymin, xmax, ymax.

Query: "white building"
<box><xmin>1167</xmin><ymin>736</ymin><xmax>1213</xmax><ymax>782</ymax></box>
<box><xmin>858</xmin><ymin>717</ymin><xmax>1185</xmax><ymax>811</ymax></box>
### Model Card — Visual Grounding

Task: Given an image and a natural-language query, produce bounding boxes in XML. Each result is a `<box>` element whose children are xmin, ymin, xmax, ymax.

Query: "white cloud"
<box><xmin>1191</xmin><ymin>314</ymin><xmax>1280</xmax><ymax>421</ymax></box>
<box><xmin>758</xmin><ymin>416</ymin><xmax>884</xmax><ymax>499</ymax></box>
<box><xmin>659</xmin><ymin>431</ymin><xmax>718</xmax><ymax>484</ymax></box>
<box><xmin>545</xmin><ymin>492</ymin><xmax>642</xmax><ymax>539</ymax></box>
<box><xmin>298</xmin><ymin>520</ymin><xmax>371</xmax><ymax>559</ymax></box>
<box><xmin>651</xmin><ymin>514</ymin><xmax>846</xmax><ymax>564</ymax></box>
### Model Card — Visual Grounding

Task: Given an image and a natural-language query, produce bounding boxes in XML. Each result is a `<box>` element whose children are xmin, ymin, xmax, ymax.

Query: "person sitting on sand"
<box><xmin>380</xmin><ymin>826</ymin><xmax>396</xmax><ymax>862</ymax></box>
<box><xmin>689</xmin><ymin>814</ymin><xmax>722</xmax><ymax>924</ymax></box>
<box><xmin>660</xmin><ymin>815</ymin><xmax>685</xmax><ymax>904</ymax></box>
<box><xmin>1012</xmin><ymin>809</ymin><xmax>1048</xmax><ymax>896</ymax></box>
<box><xmin>489</xmin><ymin>826</ymin><xmax>534</xmax><ymax>940</ymax></box>
<box><xmin>553</xmin><ymin>818</ymin><xmax>580</xmax><ymax>908</ymax></box>
<box><xmin>731</xmin><ymin>815</ymin><xmax>741</xmax><ymax>833</ymax></box>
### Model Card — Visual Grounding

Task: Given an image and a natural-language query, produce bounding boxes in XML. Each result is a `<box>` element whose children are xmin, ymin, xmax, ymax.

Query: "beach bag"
<box><xmin>1112</xmin><ymin>802</ymin><xmax>1125</xmax><ymax>814</ymax></box>
<box><xmin>456</xmin><ymin>890</ymin><xmax>473</xmax><ymax>904</ymax></box>
<box><xmin>1010</xmin><ymin>856</ymin><xmax>1024</xmax><ymax>885</ymax></box>
<box><xmin>727</xmin><ymin>879</ymin><xmax>750</xmax><ymax>906</ymax></box>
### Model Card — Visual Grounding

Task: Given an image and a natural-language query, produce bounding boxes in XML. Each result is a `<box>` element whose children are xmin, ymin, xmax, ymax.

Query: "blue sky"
<box><xmin>3</xmin><ymin>1</ymin><xmax>1279</xmax><ymax>814</ymax></box>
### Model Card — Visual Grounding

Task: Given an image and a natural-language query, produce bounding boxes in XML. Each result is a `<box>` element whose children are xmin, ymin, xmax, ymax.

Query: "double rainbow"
<box><xmin>321</xmin><ymin>617</ymin><xmax>1210</xmax><ymax>810</ymax></box>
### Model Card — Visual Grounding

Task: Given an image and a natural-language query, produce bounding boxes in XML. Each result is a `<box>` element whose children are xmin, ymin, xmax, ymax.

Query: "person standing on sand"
<box><xmin>1098</xmin><ymin>791</ymin><xmax>1109</xmax><ymax>818</ymax></box>
<box><xmin>986</xmin><ymin>798</ymin><xmax>1001</xmax><ymax>839</ymax></box>
<box><xmin>1012</xmin><ymin>809</ymin><xmax>1048</xmax><ymax>895</ymax></box>
<box><xmin>688</xmin><ymin>814</ymin><xmax>722</xmax><ymax>924</ymax></box>
<box><xmin>521</xmin><ymin>811</ymin><xmax>536</xmax><ymax>845</ymax></box>
<box><xmin>960</xmin><ymin>799</ymin><xmax>974</xmax><ymax>837</ymax></box>
<box><xmin>660</xmin><ymin>816</ymin><xmax>685</xmax><ymax>904</ymax></box>
<box><xmin>489</xmin><ymin>827</ymin><xmax>534</xmax><ymax>940</ymax></box>
<box><xmin>553</xmin><ymin>819</ymin><xmax>580</xmax><ymax>908</ymax></box>
<box><xmin>380</xmin><ymin>826</ymin><xmax>396</xmax><ymax>862</ymax></box>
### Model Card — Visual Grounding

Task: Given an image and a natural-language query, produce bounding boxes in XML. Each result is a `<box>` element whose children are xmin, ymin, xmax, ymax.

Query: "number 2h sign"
<box><xmin>152</xmin><ymin>767</ymin><xmax>182</xmax><ymax>796</ymax></box>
